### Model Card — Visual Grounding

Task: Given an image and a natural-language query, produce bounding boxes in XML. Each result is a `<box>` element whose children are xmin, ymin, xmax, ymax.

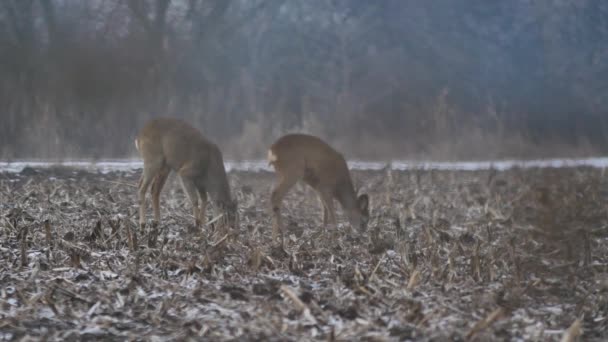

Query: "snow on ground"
<box><xmin>1</xmin><ymin>157</ymin><xmax>608</xmax><ymax>174</ymax></box>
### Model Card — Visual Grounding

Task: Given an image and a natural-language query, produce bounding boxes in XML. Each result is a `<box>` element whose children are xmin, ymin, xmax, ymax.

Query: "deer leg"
<box><xmin>321</xmin><ymin>195</ymin><xmax>329</xmax><ymax>226</ymax></box>
<box><xmin>150</xmin><ymin>164</ymin><xmax>170</xmax><ymax>227</ymax></box>
<box><xmin>197</xmin><ymin>188</ymin><xmax>208</xmax><ymax>228</ymax></box>
<box><xmin>179</xmin><ymin>173</ymin><xmax>200</xmax><ymax>228</ymax></box>
<box><xmin>319</xmin><ymin>191</ymin><xmax>337</xmax><ymax>229</ymax></box>
<box><xmin>138</xmin><ymin>162</ymin><xmax>162</xmax><ymax>230</ymax></box>
<box><xmin>270</xmin><ymin>174</ymin><xmax>298</xmax><ymax>246</ymax></box>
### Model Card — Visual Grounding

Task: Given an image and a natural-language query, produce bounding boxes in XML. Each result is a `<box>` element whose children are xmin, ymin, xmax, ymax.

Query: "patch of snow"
<box><xmin>543</xmin><ymin>329</ymin><xmax>566</xmax><ymax>335</ymax></box>
<box><xmin>540</xmin><ymin>305</ymin><xmax>563</xmax><ymax>315</ymax></box>
<box><xmin>38</xmin><ymin>306</ymin><xmax>56</xmax><ymax>319</ymax></box>
<box><xmin>80</xmin><ymin>326</ymin><xmax>107</xmax><ymax>336</ymax></box>
<box><xmin>523</xmin><ymin>322</ymin><xmax>545</xmax><ymax>340</ymax></box>
<box><xmin>148</xmin><ymin>291</ymin><xmax>171</xmax><ymax>299</ymax></box>
<box><xmin>2</xmin><ymin>157</ymin><xmax>608</xmax><ymax>173</ymax></box>
<box><xmin>0</xmin><ymin>332</ymin><xmax>14</xmax><ymax>341</ymax></box>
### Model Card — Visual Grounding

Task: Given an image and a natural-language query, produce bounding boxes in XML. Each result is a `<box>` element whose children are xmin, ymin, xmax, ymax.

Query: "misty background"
<box><xmin>1</xmin><ymin>0</ymin><xmax>608</xmax><ymax>161</ymax></box>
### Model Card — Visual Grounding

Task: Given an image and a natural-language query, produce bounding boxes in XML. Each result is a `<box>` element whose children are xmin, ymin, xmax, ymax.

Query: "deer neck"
<box><xmin>335</xmin><ymin>179</ymin><xmax>358</xmax><ymax>211</ymax></box>
<box><xmin>207</xmin><ymin>163</ymin><xmax>232</xmax><ymax>205</ymax></box>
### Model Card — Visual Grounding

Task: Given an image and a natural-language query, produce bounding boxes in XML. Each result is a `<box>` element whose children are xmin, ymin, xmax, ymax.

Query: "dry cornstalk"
<box><xmin>369</xmin><ymin>252</ymin><xmax>385</xmax><ymax>280</ymax></box>
<box><xmin>100</xmin><ymin>179</ymin><xmax>138</xmax><ymax>188</ymax></box>
<box><xmin>248</xmin><ymin>247</ymin><xmax>262</xmax><ymax>271</ymax></box>
<box><xmin>20</xmin><ymin>226</ymin><xmax>28</xmax><ymax>268</ymax></box>
<box><xmin>109</xmin><ymin>218</ymin><xmax>120</xmax><ymax>236</ymax></box>
<box><xmin>56</xmin><ymin>238</ymin><xmax>91</xmax><ymax>259</ymax></box>
<box><xmin>407</xmin><ymin>269</ymin><xmax>421</xmax><ymax>290</ymax></box>
<box><xmin>423</xmin><ymin>224</ymin><xmax>434</xmax><ymax>245</ymax></box>
<box><xmin>582</xmin><ymin>229</ymin><xmax>591</xmax><ymax>266</ymax></box>
<box><xmin>466</xmin><ymin>307</ymin><xmax>505</xmax><ymax>339</ymax></box>
<box><xmin>205</xmin><ymin>213</ymin><xmax>224</xmax><ymax>227</ymax></box>
<box><xmin>52</xmin><ymin>284</ymin><xmax>94</xmax><ymax>305</ymax></box>
<box><xmin>44</xmin><ymin>219</ymin><xmax>53</xmax><ymax>248</ymax></box>
<box><xmin>408</xmin><ymin>197</ymin><xmax>421</xmax><ymax>220</ymax></box>
<box><xmin>148</xmin><ymin>225</ymin><xmax>159</xmax><ymax>248</ymax></box>
<box><xmin>70</xmin><ymin>253</ymin><xmax>82</xmax><ymax>268</ymax></box>
<box><xmin>279</xmin><ymin>285</ymin><xmax>317</xmax><ymax>325</ymax></box>
<box><xmin>357</xmin><ymin>285</ymin><xmax>374</xmax><ymax>297</ymax></box>
<box><xmin>88</xmin><ymin>220</ymin><xmax>104</xmax><ymax>242</ymax></box>
<box><xmin>209</xmin><ymin>233</ymin><xmax>230</xmax><ymax>248</ymax></box>
<box><xmin>126</xmin><ymin>222</ymin><xmax>134</xmax><ymax>250</ymax></box>
<box><xmin>126</xmin><ymin>221</ymin><xmax>138</xmax><ymax>252</ymax></box>
<box><xmin>560</xmin><ymin>318</ymin><xmax>582</xmax><ymax>342</ymax></box>
<box><xmin>471</xmin><ymin>240</ymin><xmax>482</xmax><ymax>282</ymax></box>
<box><xmin>132</xmin><ymin>224</ymin><xmax>138</xmax><ymax>251</ymax></box>
<box><xmin>280</xmin><ymin>285</ymin><xmax>307</xmax><ymax>311</ymax></box>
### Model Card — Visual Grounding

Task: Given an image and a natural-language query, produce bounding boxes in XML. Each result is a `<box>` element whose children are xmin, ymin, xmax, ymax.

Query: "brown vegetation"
<box><xmin>1</xmin><ymin>166</ymin><xmax>607</xmax><ymax>340</ymax></box>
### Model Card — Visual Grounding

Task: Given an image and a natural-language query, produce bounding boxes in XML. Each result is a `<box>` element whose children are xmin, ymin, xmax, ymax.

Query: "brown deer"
<box><xmin>268</xmin><ymin>134</ymin><xmax>369</xmax><ymax>245</ymax></box>
<box><xmin>135</xmin><ymin>117</ymin><xmax>236</xmax><ymax>230</ymax></box>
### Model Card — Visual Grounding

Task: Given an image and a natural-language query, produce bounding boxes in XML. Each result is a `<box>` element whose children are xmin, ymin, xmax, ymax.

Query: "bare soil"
<box><xmin>1</xmin><ymin>166</ymin><xmax>607</xmax><ymax>341</ymax></box>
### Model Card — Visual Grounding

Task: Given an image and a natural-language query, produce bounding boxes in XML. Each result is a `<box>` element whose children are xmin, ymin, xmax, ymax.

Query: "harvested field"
<box><xmin>1</xmin><ymin>165</ymin><xmax>608</xmax><ymax>341</ymax></box>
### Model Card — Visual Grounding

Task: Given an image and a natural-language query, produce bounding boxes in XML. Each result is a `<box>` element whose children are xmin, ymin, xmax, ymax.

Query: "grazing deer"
<box><xmin>268</xmin><ymin>134</ymin><xmax>369</xmax><ymax>245</ymax></box>
<box><xmin>135</xmin><ymin>117</ymin><xmax>237</xmax><ymax>230</ymax></box>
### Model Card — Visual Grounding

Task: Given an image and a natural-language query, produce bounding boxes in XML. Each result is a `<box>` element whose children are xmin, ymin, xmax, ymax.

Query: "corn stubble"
<box><xmin>0</xmin><ymin>166</ymin><xmax>606</xmax><ymax>340</ymax></box>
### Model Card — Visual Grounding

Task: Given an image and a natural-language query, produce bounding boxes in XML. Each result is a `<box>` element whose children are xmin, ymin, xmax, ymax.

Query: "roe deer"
<box><xmin>268</xmin><ymin>134</ymin><xmax>369</xmax><ymax>245</ymax></box>
<box><xmin>135</xmin><ymin>117</ymin><xmax>236</xmax><ymax>230</ymax></box>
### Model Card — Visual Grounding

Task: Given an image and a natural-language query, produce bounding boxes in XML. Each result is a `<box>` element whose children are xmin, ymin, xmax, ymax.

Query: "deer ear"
<box><xmin>357</xmin><ymin>194</ymin><xmax>369</xmax><ymax>213</ymax></box>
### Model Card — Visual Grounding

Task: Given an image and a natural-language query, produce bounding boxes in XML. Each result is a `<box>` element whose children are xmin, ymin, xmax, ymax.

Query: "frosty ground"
<box><xmin>1</xmin><ymin>164</ymin><xmax>607</xmax><ymax>341</ymax></box>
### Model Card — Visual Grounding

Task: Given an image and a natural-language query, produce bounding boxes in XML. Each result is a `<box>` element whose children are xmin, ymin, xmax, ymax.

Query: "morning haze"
<box><xmin>0</xmin><ymin>0</ymin><xmax>606</xmax><ymax>160</ymax></box>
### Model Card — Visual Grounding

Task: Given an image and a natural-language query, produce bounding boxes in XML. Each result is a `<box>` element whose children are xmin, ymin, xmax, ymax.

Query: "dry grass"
<box><xmin>0</xmin><ymin>166</ymin><xmax>607</xmax><ymax>340</ymax></box>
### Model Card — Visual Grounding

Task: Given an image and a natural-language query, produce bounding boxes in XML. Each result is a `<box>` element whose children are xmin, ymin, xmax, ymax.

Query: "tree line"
<box><xmin>1</xmin><ymin>0</ymin><xmax>607</xmax><ymax>159</ymax></box>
